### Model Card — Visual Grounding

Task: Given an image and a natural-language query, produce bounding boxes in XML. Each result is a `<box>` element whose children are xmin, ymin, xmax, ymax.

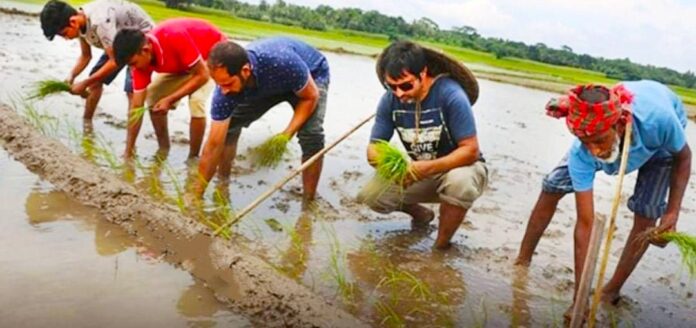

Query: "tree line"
<box><xmin>164</xmin><ymin>0</ymin><xmax>696</xmax><ymax>89</ymax></box>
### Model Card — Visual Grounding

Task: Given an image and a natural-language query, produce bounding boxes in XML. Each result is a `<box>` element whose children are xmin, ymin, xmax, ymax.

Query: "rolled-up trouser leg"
<box><xmin>357</xmin><ymin>161</ymin><xmax>488</xmax><ymax>212</ymax></box>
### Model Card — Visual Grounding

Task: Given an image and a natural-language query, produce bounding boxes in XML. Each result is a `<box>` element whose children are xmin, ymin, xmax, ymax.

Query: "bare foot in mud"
<box><xmin>514</xmin><ymin>257</ymin><xmax>531</xmax><ymax>267</ymax></box>
<box><xmin>401</xmin><ymin>204</ymin><xmax>434</xmax><ymax>228</ymax></box>
<box><xmin>600</xmin><ymin>289</ymin><xmax>623</xmax><ymax>306</ymax></box>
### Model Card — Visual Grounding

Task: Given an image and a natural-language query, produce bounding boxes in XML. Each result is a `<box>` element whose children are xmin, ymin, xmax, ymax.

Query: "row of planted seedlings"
<box><xmin>16</xmin><ymin>81</ymin><xmax>696</xmax><ymax>326</ymax></box>
<box><xmin>12</xmin><ymin>82</ymin><xmax>238</xmax><ymax>238</ymax></box>
<box><xmin>15</xmin><ymin>80</ymin><xmax>463</xmax><ymax>326</ymax></box>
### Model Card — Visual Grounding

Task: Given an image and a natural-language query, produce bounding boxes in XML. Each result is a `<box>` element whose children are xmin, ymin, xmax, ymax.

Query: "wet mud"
<box><xmin>0</xmin><ymin>104</ymin><xmax>365</xmax><ymax>327</ymax></box>
<box><xmin>2</xmin><ymin>3</ymin><xmax>696</xmax><ymax>326</ymax></box>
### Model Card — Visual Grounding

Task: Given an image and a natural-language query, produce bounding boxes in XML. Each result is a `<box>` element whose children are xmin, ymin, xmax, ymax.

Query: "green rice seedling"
<box><xmin>16</xmin><ymin>98</ymin><xmax>56</xmax><ymax>136</ymax></box>
<box><xmin>659</xmin><ymin>231</ymin><xmax>696</xmax><ymax>277</ymax></box>
<box><xmin>27</xmin><ymin>79</ymin><xmax>71</xmax><ymax>100</ymax></box>
<box><xmin>64</xmin><ymin>121</ymin><xmax>81</xmax><ymax>148</ymax></box>
<box><xmin>375</xmin><ymin>300</ymin><xmax>405</xmax><ymax>328</ymax></box>
<box><xmin>162</xmin><ymin>163</ymin><xmax>186</xmax><ymax>213</ymax></box>
<box><xmin>251</xmin><ymin>133</ymin><xmax>290</xmax><ymax>168</ymax></box>
<box><xmin>81</xmin><ymin>133</ymin><xmax>96</xmax><ymax>164</ymax></box>
<box><xmin>274</xmin><ymin>219</ymin><xmax>311</xmax><ymax>280</ymax></box>
<box><xmin>144</xmin><ymin>159</ymin><xmax>166</xmax><ymax>200</ymax></box>
<box><xmin>265</xmin><ymin>218</ymin><xmax>284</xmax><ymax>232</ymax></box>
<box><xmin>93</xmin><ymin>134</ymin><xmax>121</xmax><ymax>170</ymax></box>
<box><xmin>373</xmin><ymin>140</ymin><xmax>411</xmax><ymax>184</ymax></box>
<box><xmin>636</xmin><ymin>229</ymin><xmax>696</xmax><ymax>277</ymax></box>
<box><xmin>128</xmin><ymin>106</ymin><xmax>148</xmax><ymax>126</ymax></box>
<box><xmin>209</xmin><ymin>188</ymin><xmax>234</xmax><ymax>239</ymax></box>
<box><xmin>322</xmin><ymin>222</ymin><xmax>357</xmax><ymax>304</ymax></box>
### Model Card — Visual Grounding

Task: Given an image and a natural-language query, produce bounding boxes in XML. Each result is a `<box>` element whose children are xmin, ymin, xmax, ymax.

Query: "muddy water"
<box><xmin>2</xmin><ymin>2</ymin><xmax>696</xmax><ymax>327</ymax></box>
<box><xmin>0</xmin><ymin>150</ymin><xmax>251</xmax><ymax>327</ymax></box>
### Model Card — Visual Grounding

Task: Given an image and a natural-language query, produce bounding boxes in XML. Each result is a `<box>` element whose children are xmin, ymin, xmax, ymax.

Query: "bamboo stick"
<box><xmin>213</xmin><ymin>113</ymin><xmax>376</xmax><ymax>235</ymax></box>
<box><xmin>571</xmin><ymin>121</ymin><xmax>633</xmax><ymax>328</ymax></box>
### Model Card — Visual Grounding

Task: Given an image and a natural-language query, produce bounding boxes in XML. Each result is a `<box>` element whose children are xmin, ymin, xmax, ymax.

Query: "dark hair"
<box><xmin>376</xmin><ymin>40</ymin><xmax>479</xmax><ymax>105</ymax></box>
<box><xmin>40</xmin><ymin>0</ymin><xmax>77</xmax><ymax>41</ymax></box>
<box><xmin>376</xmin><ymin>41</ymin><xmax>426</xmax><ymax>81</ymax></box>
<box><xmin>113</xmin><ymin>29</ymin><xmax>147</xmax><ymax>66</ymax></box>
<box><xmin>207</xmin><ymin>41</ymin><xmax>249</xmax><ymax>75</ymax></box>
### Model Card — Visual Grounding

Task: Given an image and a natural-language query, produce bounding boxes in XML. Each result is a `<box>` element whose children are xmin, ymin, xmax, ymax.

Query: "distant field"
<box><xmin>9</xmin><ymin>0</ymin><xmax>696</xmax><ymax>107</ymax></box>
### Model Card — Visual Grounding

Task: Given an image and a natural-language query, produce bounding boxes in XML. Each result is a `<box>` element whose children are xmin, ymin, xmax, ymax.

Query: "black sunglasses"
<box><xmin>384</xmin><ymin>80</ymin><xmax>415</xmax><ymax>92</ymax></box>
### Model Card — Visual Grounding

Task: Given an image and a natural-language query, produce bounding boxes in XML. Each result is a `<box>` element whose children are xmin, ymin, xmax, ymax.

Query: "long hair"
<box><xmin>422</xmin><ymin>48</ymin><xmax>479</xmax><ymax>105</ymax></box>
<box><xmin>376</xmin><ymin>41</ymin><xmax>479</xmax><ymax>105</ymax></box>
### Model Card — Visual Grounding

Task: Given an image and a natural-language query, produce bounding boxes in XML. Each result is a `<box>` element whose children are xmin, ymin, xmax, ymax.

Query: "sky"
<box><xmin>246</xmin><ymin>0</ymin><xmax>696</xmax><ymax>74</ymax></box>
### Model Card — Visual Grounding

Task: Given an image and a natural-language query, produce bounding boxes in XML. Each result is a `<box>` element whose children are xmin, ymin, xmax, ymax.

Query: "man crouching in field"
<box><xmin>358</xmin><ymin>41</ymin><xmax>487</xmax><ymax>249</ymax></box>
<box><xmin>515</xmin><ymin>81</ymin><xmax>691</xmax><ymax>317</ymax></box>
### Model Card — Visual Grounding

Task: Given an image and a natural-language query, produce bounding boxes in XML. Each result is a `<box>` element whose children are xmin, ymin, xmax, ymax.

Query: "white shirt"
<box><xmin>80</xmin><ymin>0</ymin><xmax>154</xmax><ymax>49</ymax></box>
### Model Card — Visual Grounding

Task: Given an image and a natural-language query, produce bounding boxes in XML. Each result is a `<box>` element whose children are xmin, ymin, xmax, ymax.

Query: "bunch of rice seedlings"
<box><xmin>128</xmin><ymin>106</ymin><xmax>148</xmax><ymax>126</ymax></box>
<box><xmin>636</xmin><ymin>229</ymin><xmax>696</xmax><ymax>277</ymax></box>
<box><xmin>251</xmin><ymin>134</ymin><xmax>290</xmax><ymax>168</ymax></box>
<box><xmin>372</xmin><ymin>140</ymin><xmax>411</xmax><ymax>184</ymax></box>
<box><xmin>27</xmin><ymin>79</ymin><xmax>71</xmax><ymax>100</ymax></box>
<box><xmin>659</xmin><ymin>231</ymin><xmax>696</xmax><ymax>277</ymax></box>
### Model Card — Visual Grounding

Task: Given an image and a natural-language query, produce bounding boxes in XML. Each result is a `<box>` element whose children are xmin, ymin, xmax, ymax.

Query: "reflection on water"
<box><xmin>2</xmin><ymin>6</ymin><xmax>696</xmax><ymax>326</ymax></box>
<box><xmin>9</xmin><ymin>183</ymin><xmax>249</xmax><ymax>326</ymax></box>
<box><xmin>509</xmin><ymin>267</ymin><xmax>531</xmax><ymax>328</ymax></box>
<box><xmin>277</xmin><ymin>212</ymin><xmax>313</xmax><ymax>280</ymax></box>
<box><xmin>347</xmin><ymin>229</ymin><xmax>466</xmax><ymax>326</ymax></box>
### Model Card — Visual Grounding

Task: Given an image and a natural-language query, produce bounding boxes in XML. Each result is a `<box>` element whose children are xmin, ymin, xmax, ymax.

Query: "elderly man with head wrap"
<box><xmin>515</xmin><ymin>80</ymin><xmax>691</xmax><ymax>312</ymax></box>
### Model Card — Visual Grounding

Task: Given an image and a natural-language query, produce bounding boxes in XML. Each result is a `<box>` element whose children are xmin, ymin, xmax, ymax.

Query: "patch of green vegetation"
<box><xmin>660</xmin><ymin>231</ymin><xmax>696</xmax><ymax>277</ymax></box>
<box><xmin>128</xmin><ymin>106</ymin><xmax>148</xmax><ymax>126</ymax></box>
<box><xmin>372</xmin><ymin>140</ymin><xmax>411</xmax><ymax>184</ymax></box>
<box><xmin>10</xmin><ymin>0</ymin><xmax>696</xmax><ymax>105</ymax></box>
<box><xmin>251</xmin><ymin>133</ymin><xmax>290</xmax><ymax>168</ymax></box>
<box><xmin>27</xmin><ymin>79</ymin><xmax>71</xmax><ymax>100</ymax></box>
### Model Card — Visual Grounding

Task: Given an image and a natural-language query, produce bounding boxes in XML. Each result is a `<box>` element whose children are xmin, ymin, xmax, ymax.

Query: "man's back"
<box><xmin>81</xmin><ymin>0</ymin><xmax>153</xmax><ymax>49</ymax></box>
<box><xmin>247</xmin><ymin>36</ymin><xmax>330</xmax><ymax>87</ymax></box>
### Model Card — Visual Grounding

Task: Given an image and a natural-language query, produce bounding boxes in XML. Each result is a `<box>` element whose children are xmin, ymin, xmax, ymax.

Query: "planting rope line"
<box><xmin>213</xmin><ymin>112</ymin><xmax>376</xmax><ymax>235</ymax></box>
<box><xmin>571</xmin><ymin>121</ymin><xmax>633</xmax><ymax>328</ymax></box>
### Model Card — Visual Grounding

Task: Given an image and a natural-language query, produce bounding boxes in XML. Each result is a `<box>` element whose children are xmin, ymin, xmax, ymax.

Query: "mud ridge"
<box><xmin>0</xmin><ymin>6</ymin><xmax>38</xmax><ymax>17</ymax></box>
<box><xmin>0</xmin><ymin>104</ymin><xmax>366</xmax><ymax>328</ymax></box>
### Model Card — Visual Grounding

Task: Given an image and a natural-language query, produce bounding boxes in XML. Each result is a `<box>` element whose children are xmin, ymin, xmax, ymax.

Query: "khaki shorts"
<box><xmin>145</xmin><ymin>73</ymin><xmax>214</xmax><ymax>118</ymax></box>
<box><xmin>357</xmin><ymin>161</ymin><xmax>488</xmax><ymax>211</ymax></box>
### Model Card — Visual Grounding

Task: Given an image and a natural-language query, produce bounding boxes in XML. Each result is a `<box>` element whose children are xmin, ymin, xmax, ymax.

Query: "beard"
<box><xmin>595</xmin><ymin>137</ymin><xmax>621</xmax><ymax>164</ymax></box>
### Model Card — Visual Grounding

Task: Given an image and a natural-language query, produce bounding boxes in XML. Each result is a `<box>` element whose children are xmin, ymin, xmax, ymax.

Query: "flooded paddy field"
<box><xmin>1</xmin><ymin>3</ymin><xmax>695</xmax><ymax>327</ymax></box>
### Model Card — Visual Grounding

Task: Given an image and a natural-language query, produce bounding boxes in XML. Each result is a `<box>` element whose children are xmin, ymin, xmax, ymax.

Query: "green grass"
<box><xmin>27</xmin><ymin>79</ymin><xmax>71</xmax><ymax>100</ymax></box>
<box><xmin>10</xmin><ymin>0</ymin><xmax>696</xmax><ymax>105</ymax></box>
<box><xmin>251</xmin><ymin>133</ymin><xmax>290</xmax><ymax>168</ymax></box>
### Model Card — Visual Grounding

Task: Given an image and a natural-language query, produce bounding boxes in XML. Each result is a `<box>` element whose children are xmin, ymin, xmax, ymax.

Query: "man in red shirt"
<box><xmin>113</xmin><ymin>18</ymin><xmax>226</xmax><ymax>159</ymax></box>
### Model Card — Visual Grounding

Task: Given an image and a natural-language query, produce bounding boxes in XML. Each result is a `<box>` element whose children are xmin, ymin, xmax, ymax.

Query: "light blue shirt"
<box><xmin>568</xmin><ymin>80</ymin><xmax>687</xmax><ymax>191</ymax></box>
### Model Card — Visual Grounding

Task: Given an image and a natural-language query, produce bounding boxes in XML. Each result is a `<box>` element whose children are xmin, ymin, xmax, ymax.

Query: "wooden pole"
<box><xmin>570</xmin><ymin>213</ymin><xmax>606</xmax><ymax>328</ymax></box>
<box><xmin>570</xmin><ymin>121</ymin><xmax>633</xmax><ymax>328</ymax></box>
<box><xmin>213</xmin><ymin>113</ymin><xmax>377</xmax><ymax>235</ymax></box>
<box><xmin>587</xmin><ymin>121</ymin><xmax>634</xmax><ymax>327</ymax></box>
